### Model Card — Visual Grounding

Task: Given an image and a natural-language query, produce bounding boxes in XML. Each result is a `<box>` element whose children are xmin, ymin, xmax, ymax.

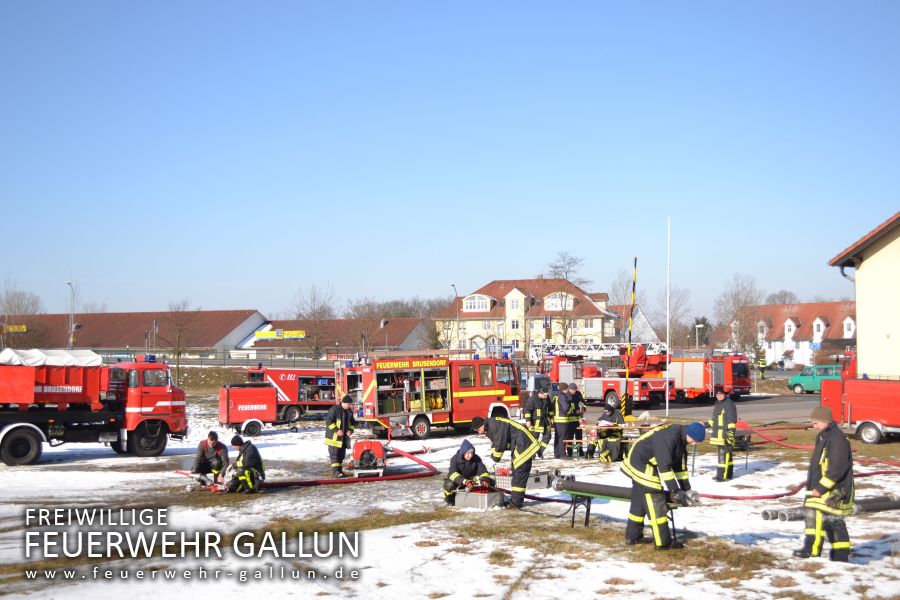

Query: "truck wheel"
<box><xmin>857</xmin><ymin>423</ymin><xmax>883</xmax><ymax>444</ymax></box>
<box><xmin>793</xmin><ymin>384</ymin><xmax>805</xmax><ymax>394</ymax></box>
<box><xmin>412</xmin><ymin>416</ymin><xmax>431</xmax><ymax>440</ymax></box>
<box><xmin>0</xmin><ymin>428</ymin><xmax>43</xmax><ymax>466</ymax></box>
<box><xmin>647</xmin><ymin>392</ymin><xmax>662</xmax><ymax>408</ymax></box>
<box><xmin>604</xmin><ymin>391</ymin><xmax>619</xmax><ymax>406</ymax></box>
<box><xmin>127</xmin><ymin>422</ymin><xmax>168</xmax><ymax>457</ymax></box>
<box><xmin>284</xmin><ymin>406</ymin><xmax>302</xmax><ymax>423</ymax></box>
<box><xmin>111</xmin><ymin>441</ymin><xmax>130</xmax><ymax>455</ymax></box>
<box><xmin>243</xmin><ymin>421</ymin><xmax>262</xmax><ymax>437</ymax></box>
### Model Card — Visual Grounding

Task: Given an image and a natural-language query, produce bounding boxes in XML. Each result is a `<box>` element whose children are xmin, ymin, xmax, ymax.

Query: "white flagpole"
<box><xmin>665</xmin><ymin>217</ymin><xmax>671</xmax><ymax>417</ymax></box>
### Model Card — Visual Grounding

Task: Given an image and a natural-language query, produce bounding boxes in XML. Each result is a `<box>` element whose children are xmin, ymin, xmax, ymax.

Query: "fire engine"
<box><xmin>0</xmin><ymin>349</ymin><xmax>188</xmax><ymax>465</ymax></box>
<box><xmin>335</xmin><ymin>353</ymin><xmax>521</xmax><ymax>440</ymax></box>
<box><xmin>668</xmin><ymin>350</ymin><xmax>752</xmax><ymax>401</ymax></box>
<box><xmin>217</xmin><ymin>367</ymin><xmax>337</xmax><ymax>435</ymax></box>
<box><xmin>821</xmin><ymin>350</ymin><xmax>900</xmax><ymax>444</ymax></box>
<box><xmin>536</xmin><ymin>342</ymin><xmax>675</xmax><ymax>407</ymax></box>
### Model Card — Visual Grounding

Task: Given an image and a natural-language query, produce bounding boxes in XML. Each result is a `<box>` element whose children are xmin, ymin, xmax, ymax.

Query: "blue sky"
<box><xmin>2</xmin><ymin>1</ymin><xmax>897</xmax><ymax>320</ymax></box>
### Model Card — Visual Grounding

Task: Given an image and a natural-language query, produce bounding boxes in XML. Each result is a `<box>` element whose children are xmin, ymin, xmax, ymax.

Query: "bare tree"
<box><xmin>647</xmin><ymin>285</ymin><xmax>692</xmax><ymax>343</ymax></box>
<box><xmin>608</xmin><ymin>269</ymin><xmax>648</xmax><ymax>309</ymax></box>
<box><xmin>714</xmin><ymin>273</ymin><xmax>765</xmax><ymax>352</ymax></box>
<box><xmin>1</xmin><ymin>275</ymin><xmax>45</xmax><ymax>316</ymax></box>
<box><xmin>546</xmin><ymin>252</ymin><xmax>592</xmax><ymax>287</ymax></box>
<box><xmin>287</xmin><ymin>284</ymin><xmax>337</xmax><ymax>360</ymax></box>
<box><xmin>765</xmin><ymin>290</ymin><xmax>799</xmax><ymax>305</ymax></box>
<box><xmin>158</xmin><ymin>298</ymin><xmax>198</xmax><ymax>385</ymax></box>
<box><xmin>80</xmin><ymin>301</ymin><xmax>108</xmax><ymax>313</ymax></box>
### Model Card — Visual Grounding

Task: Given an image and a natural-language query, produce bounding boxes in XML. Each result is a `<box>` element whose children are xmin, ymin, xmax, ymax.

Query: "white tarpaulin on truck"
<box><xmin>0</xmin><ymin>348</ymin><xmax>103</xmax><ymax>366</ymax></box>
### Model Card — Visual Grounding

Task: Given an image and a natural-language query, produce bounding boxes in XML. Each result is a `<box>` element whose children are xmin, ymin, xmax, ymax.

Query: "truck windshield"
<box><xmin>496</xmin><ymin>363</ymin><xmax>515</xmax><ymax>385</ymax></box>
<box><xmin>732</xmin><ymin>363</ymin><xmax>750</xmax><ymax>378</ymax></box>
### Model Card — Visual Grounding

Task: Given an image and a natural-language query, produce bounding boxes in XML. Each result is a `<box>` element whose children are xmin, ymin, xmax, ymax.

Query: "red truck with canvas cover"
<box><xmin>821</xmin><ymin>351</ymin><xmax>900</xmax><ymax>444</ymax></box>
<box><xmin>335</xmin><ymin>354</ymin><xmax>521</xmax><ymax>440</ymax></box>
<box><xmin>217</xmin><ymin>366</ymin><xmax>338</xmax><ymax>436</ymax></box>
<box><xmin>668</xmin><ymin>351</ymin><xmax>752</xmax><ymax>402</ymax></box>
<box><xmin>0</xmin><ymin>349</ymin><xmax>187</xmax><ymax>465</ymax></box>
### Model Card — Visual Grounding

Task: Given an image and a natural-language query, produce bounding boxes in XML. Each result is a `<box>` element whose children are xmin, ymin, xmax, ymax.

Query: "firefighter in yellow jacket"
<box><xmin>325</xmin><ymin>395</ymin><xmax>356</xmax><ymax>477</ymax></box>
<box><xmin>523</xmin><ymin>388</ymin><xmax>551</xmax><ymax>458</ymax></box>
<box><xmin>707</xmin><ymin>389</ymin><xmax>738</xmax><ymax>481</ymax></box>
<box><xmin>794</xmin><ymin>406</ymin><xmax>854</xmax><ymax>562</ymax></box>
<box><xmin>472</xmin><ymin>415</ymin><xmax>541</xmax><ymax>509</ymax></box>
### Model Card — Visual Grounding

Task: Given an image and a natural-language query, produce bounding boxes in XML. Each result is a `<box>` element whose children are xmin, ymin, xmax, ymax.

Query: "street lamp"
<box><xmin>695</xmin><ymin>324</ymin><xmax>705</xmax><ymax>349</ymax></box>
<box><xmin>380</xmin><ymin>319</ymin><xmax>389</xmax><ymax>351</ymax></box>
<box><xmin>66</xmin><ymin>282</ymin><xmax>75</xmax><ymax>349</ymax></box>
<box><xmin>451</xmin><ymin>284</ymin><xmax>459</xmax><ymax>354</ymax></box>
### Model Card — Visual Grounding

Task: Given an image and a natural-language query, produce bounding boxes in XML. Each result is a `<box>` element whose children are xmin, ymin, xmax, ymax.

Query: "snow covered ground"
<box><xmin>2</xmin><ymin>395</ymin><xmax>899</xmax><ymax>599</ymax></box>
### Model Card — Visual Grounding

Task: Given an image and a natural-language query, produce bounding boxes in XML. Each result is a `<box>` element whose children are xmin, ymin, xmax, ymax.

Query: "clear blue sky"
<box><xmin>2</xmin><ymin>1</ymin><xmax>898</xmax><ymax>320</ymax></box>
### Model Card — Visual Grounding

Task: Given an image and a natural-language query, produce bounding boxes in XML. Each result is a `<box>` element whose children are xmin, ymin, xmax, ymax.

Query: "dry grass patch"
<box><xmin>428</xmin><ymin>594</ymin><xmax>450</xmax><ymax>599</ymax></box>
<box><xmin>488</xmin><ymin>549</ymin><xmax>513</xmax><ymax>566</ymax></box>
<box><xmin>798</xmin><ymin>562</ymin><xmax>823</xmax><ymax>573</ymax></box>
<box><xmin>771</xmin><ymin>576</ymin><xmax>798</xmax><ymax>588</ymax></box>
<box><xmin>415</xmin><ymin>540</ymin><xmax>439</xmax><ymax>547</ymax></box>
<box><xmin>604</xmin><ymin>577</ymin><xmax>634</xmax><ymax>585</ymax></box>
<box><xmin>773</xmin><ymin>592</ymin><xmax>823</xmax><ymax>600</ymax></box>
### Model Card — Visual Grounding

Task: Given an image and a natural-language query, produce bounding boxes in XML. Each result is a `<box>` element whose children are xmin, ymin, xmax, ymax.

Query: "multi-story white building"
<box><xmin>433</xmin><ymin>278</ymin><xmax>618</xmax><ymax>358</ymax></box>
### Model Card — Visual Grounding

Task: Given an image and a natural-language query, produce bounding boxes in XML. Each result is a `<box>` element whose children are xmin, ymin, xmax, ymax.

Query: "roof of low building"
<box><xmin>433</xmin><ymin>278</ymin><xmax>614</xmax><ymax>319</ymax></box>
<box><xmin>829</xmin><ymin>211</ymin><xmax>900</xmax><ymax>267</ymax></box>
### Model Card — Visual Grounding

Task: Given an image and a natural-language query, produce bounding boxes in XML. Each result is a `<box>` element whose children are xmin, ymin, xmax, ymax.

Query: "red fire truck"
<box><xmin>668</xmin><ymin>351</ymin><xmax>752</xmax><ymax>402</ymax></box>
<box><xmin>217</xmin><ymin>367</ymin><xmax>337</xmax><ymax>435</ymax></box>
<box><xmin>821</xmin><ymin>351</ymin><xmax>900</xmax><ymax>444</ymax></box>
<box><xmin>335</xmin><ymin>354</ymin><xmax>521</xmax><ymax>440</ymax></box>
<box><xmin>0</xmin><ymin>349</ymin><xmax>188</xmax><ymax>465</ymax></box>
<box><xmin>537</xmin><ymin>343</ymin><xmax>675</xmax><ymax>407</ymax></box>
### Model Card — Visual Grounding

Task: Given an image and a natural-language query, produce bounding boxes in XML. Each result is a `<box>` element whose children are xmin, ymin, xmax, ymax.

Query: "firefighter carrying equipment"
<box><xmin>621</xmin><ymin>424</ymin><xmax>694</xmax><ymax>548</ymax></box>
<box><xmin>484</xmin><ymin>416</ymin><xmax>541</xmax><ymax>508</ymax></box>
<box><xmin>325</xmin><ymin>401</ymin><xmax>357</xmax><ymax>475</ymax></box>
<box><xmin>443</xmin><ymin>439</ymin><xmax>494</xmax><ymax>505</ymax></box>
<box><xmin>226</xmin><ymin>440</ymin><xmax>265</xmax><ymax>494</ymax></box>
<box><xmin>797</xmin><ymin>420</ymin><xmax>854</xmax><ymax>561</ymax></box>
<box><xmin>707</xmin><ymin>394</ymin><xmax>738</xmax><ymax>481</ymax></box>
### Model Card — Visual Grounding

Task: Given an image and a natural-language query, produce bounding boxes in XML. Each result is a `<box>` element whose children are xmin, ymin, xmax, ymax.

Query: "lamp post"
<box><xmin>695</xmin><ymin>324</ymin><xmax>705</xmax><ymax>349</ymax></box>
<box><xmin>451</xmin><ymin>284</ymin><xmax>459</xmax><ymax>355</ymax></box>
<box><xmin>66</xmin><ymin>282</ymin><xmax>75</xmax><ymax>349</ymax></box>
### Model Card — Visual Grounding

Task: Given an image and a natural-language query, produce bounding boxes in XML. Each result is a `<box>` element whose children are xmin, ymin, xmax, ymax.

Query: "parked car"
<box><xmin>788</xmin><ymin>365</ymin><xmax>841</xmax><ymax>394</ymax></box>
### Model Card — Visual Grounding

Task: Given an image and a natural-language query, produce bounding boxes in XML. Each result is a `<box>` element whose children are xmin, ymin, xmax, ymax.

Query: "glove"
<box><xmin>671</xmin><ymin>490</ymin><xmax>690</xmax><ymax>507</ymax></box>
<box><xmin>480</xmin><ymin>479</ymin><xmax>493</xmax><ymax>488</ymax></box>
<box><xmin>464</xmin><ymin>480</ymin><xmax>474</xmax><ymax>491</ymax></box>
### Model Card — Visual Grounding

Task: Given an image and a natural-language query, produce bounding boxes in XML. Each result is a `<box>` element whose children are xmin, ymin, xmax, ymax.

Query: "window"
<box><xmin>787</xmin><ymin>324</ymin><xmax>793</xmax><ymax>333</ymax></box>
<box><xmin>815</xmin><ymin>323</ymin><xmax>821</xmax><ymax>333</ymax></box>
<box><xmin>584</xmin><ymin>318</ymin><xmax>593</xmax><ymax>328</ymax></box>
<box><xmin>767</xmin><ymin>341</ymin><xmax>772</xmax><ymax>349</ymax></box>
<box><xmin>585</xmin><ymin>338</ymin><xmax>594</xmax><ymax>344</ymax></box>
<box><xmin>801</xmin><ymin>368</ymin><xmax>812</xmax><ymax>376</ymax></box>
<box><xmin>543</xmin><ymin>316</ymin><xmax>551</xmax><ymax>328</ymax></box>
<box><xmin>479</xmin><ymin>364</ymin><xmax>493</xmax><ymax>386</ymax></box>
<box><xmin>496</xmin><ymin>363</ymin><xmax>514</xmax><ymax>384</ymax></box>
<box><xmin>142</xmin><ymin>369</ymin><xmax>169</xmax><ymax>387</ymax></box>
<box><xmin>483</xmin><ymin>320</ymin><xmax>491</xmax><ymax>330</ymax></box>
<box><xmin>544</xmin><ymin>293</ymin><xmax>573</xmax><ymax>311</ymax></box>
<box><xmin>531</xmin><ymin>320</ymin><xmax>537</xmax><ymax>330</ymax></box>
<box><xmin>510</xmin><ymin>299</ymin><xmax>520</xmax><ymax>310</ymax></box>
<box><xmin>845</xmin><ymin>322</ymin><xmax>852</xmax><ymax>331</ymax></box>
<box><xmin>821</xmin><ymin>367</ymin><xmax>833</xmax><ymax>376</ymax></box>
<box><xmin>511</xmin><ymin>319</ymin><xmax>519</xmax><ymax>330</ymax></box>
<box><xmin>603</xmin><ymin>322</ymin><xmax>614</xmax><ymax>337</ymax></box>
<box><xmin>458</xmin><ymin>365</ymin><xmax>475</xmax><ymax>387</ymax></box>
<box><xmin>458</xmin><ymin>339</ymin><xmax>467</xmax><ymax>350</ymax></box>
<box><xmin>463</xmin><ymin>296</ymin><xmax>490</xmax><ymax>312</ymax></box>
<box><xmin>512</xmin><ymin>339</ymin><xmax>520</xmax><ymax>349</ymax></box>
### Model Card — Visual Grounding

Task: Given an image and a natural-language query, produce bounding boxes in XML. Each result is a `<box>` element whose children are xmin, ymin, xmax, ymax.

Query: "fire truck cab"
<box><xmin>336</xmin><ymin>354</ymin><xmax>521</xmax><ymax>440</ymax></box>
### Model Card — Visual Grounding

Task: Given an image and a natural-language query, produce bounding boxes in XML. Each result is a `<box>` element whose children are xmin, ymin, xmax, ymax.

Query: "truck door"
<box><xmin>451</xmin><ymin>361</ymin><xmax>481</xmax><ymax>422</ymax></box>
<box><xmin>710</xmin><ymin>361</ymin><xmax>725</xmax><ymax>393</ymax></box>
<box><xmin>131</xmin><ymin>367</ymin><xmax>173</xmax><ymax>414</ymax></box>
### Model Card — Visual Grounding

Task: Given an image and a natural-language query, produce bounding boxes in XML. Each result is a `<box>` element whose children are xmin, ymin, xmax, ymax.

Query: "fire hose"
<box><xmin>761</xmin><ymin>494</ymin><xmax>900</xmax><ymax>521</ymax></box>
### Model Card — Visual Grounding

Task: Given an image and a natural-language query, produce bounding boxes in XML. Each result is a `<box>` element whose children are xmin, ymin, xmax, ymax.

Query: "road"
<box><xmin>584</xmin><ymin>393</ymin><xmax>820</xmax><ymax>425</ymax></box>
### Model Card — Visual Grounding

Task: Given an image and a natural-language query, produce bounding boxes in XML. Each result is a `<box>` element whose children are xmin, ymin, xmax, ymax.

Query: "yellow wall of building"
<box><xmin>856</xmin><ymin>230</ymin><xmax>900</xmax><ymax>378</ymax></box>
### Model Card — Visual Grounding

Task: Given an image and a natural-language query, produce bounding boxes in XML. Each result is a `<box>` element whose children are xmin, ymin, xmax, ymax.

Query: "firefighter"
<box><xmin>472</xmin><ymin>415</ymin><xmax>541</xmax><ymax>509</ymax></box>
<box><xmin>621</xmin><ymin>422</ymin><xmax>705</xmax><ymax>549</ymax></box>
<box><xmin>325</xmin><ymin>395</ymin><xmax>356</xmax><ymax>477</ymax></box>
<box><xmin>226</xmin><ymin>435</ymin><xmax>265</xmax><ymax>493</ymax></box>
<box><xmin>442</xmin><ymin>439</ymin><xmax>494</xmax><ymax>506</ymax></box>
<box><xmin>523</xmin><ymin>387</ymin><xmax>551</xmax><ymax>459</ymax></box>
<box><xmin>568</xmin><ymin>383</ymin><xmax>587</xmax><ymax>458</ymax></box>
<box><xmin>587</xmin><ymin>403</ymin><xmax>625</xmax><ymax>462</ymax></box>
<box><xmin>794</xmin><ymin>406</ymin><xmax>854</xmax><ymax>562</ymax></box>
<box><xmin>707</xmin><ymin>388</ymin><xmax>738</xmax><ymax>481</ymax></box>
<box><xmin>552</xmin><ymin>382</ymin><xmax>576</xmax><ymax>460</ymax></box>
<box><xmin>757</xmin><ymin>353</ymin><xmax>767</xmax><ymax>380</ymax></box>
<box><xmin>191</xmin><ymin>431</ymin><xmax>229</xmax><ymax>484</ymax></box>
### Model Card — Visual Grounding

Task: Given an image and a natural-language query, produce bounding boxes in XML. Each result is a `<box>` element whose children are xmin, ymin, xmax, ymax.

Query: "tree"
<box><xmin>287</xmin><ymin>284</ymin><xmax>337</xmax><ymax>360</ymax></box>
<box><xmin>647</xmin><ymin>285</ymin><xmax>692</xmax><ymax>343</ymax></box>
<box><xmin>691</xmin><ymin>316</ymin><xmax>712</xmax><ymax>347</ymax></box>
<box><xmin>713</xmin><ymin>273</ymin><xmax>765</xmax><ymax>353</ymax></box>
<box><xmin>765</xmin><ymin>290</ymin><xmax>799</xmax><ymax>305</ymax></box>
<box><xmin>80</xmin><ymin>301</ymin><xmax>108</xmax><ymax>313</ymax></box>
<box><xmin>546</xmin><ymin>251</ymin><xmax>592</xmax><ymax>287</ymax></box>
<box><xmin>608</xmin><ymin>269</ymin><xmax>648</xmax><ymax>309</ymax></box>
<box><xmin>0</xmin><ymin>276</ymin><xmax>46</xmax><ymax>348</ymax></box>
<box><xmin>158</xmin><ymin>298</ymin><xmax>198</xmax><ymax>385</ymax></box>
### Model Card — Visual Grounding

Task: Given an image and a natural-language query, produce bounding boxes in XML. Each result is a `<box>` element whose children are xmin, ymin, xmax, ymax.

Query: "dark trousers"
<box><xmin>596</xmin><ymin>439</ymin><xmax>623</xmax><ymax>462</ymax></box>
<box><xmin>801</xmin><ymin>509</ymin><xmax>850</xmax><ymax>561</ymax></box>
<box><xmin>508</xmin><ymin>458</ymin><xmax>534</xmax><ymax>508</ymax></box>
<box><xmin>625</xmin><ymin>484</ymin><xmax>672</xmax><ymax>548</ymax></box>
<box><xmin>226</xmin><ymin>468</ymin><xmax>261</xmax><ymax>493</ymax></box>
<box><xmin>442</xmin><ymin>479</ymin><xmax>464</xmax><ymax>505</ymax></box>
<box><xmin>715</xmin><ymin>444</ymin><xmax>734</xmax><ymax>480</ymax></box>
<box><xmin>532</xmin><ymin>426</ymin><xmax>551</xmax><ymax>458</ymax></box>
<box><xmin>328</xmin><ymin>445</ymin><xmax>347</xmax><ymax>474</ymax></box>
<box><xmin>554</xmin><ymin>423</ymin><xmax>570</xmax><ymax>458</ymax></box>
<box><xmin>570</xmin><ymin>425</ymin><xmax>584</xmax><ymax>457</ymax></box>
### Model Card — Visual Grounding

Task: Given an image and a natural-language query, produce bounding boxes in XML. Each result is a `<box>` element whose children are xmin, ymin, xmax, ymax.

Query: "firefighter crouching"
<box><xmin>587</xmin><ymin>403</ymin><xmax>625</xmax><ymax>462</ymax></box>
<box><xmin>325</xmin><ymin>395</ymin><xmax>357</xmax><ymax>477</ymax></box>
<box><xmin>621</xmin><ymin>422</ymin><xmax>705</xmax><ymax>549</ymax></box>
<box><xmin>442</xmin><ymin>439</ymin><xmax>494</xmax><ymax>506</ymax></box>
<box><xmin>192</xmin><ymin>431</ymin><xmax>229</xmax><ymax>484</ymax></box>
<box><xmin>794</xmin><ymin>406</ymin><xmax>854</xmax><ymax>562</ymax></box>
<box><xmin>707</xmin><ymin>388</ymin><xmax>738</xmax><ymax>481</ymax></box>
<box><xmin>523</xmin><ymin>387</ymin><xmax>552</xmax><ymax>459</ymax></box>
<box><xmin>472</xmin><ymin>415</ymin><xmax>541</xmax><ymax>509</ymax></box>
<box><xmin>226</xmin><ymin>435</ymin><xmax>265</xmax><ymax>493</ymax></box>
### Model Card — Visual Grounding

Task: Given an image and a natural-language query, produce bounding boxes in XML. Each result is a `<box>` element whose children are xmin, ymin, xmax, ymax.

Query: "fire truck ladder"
<box><xmin>532</xmin><ymin>341</ymin><xmax>669</xmax><ymax>361</ymax></box>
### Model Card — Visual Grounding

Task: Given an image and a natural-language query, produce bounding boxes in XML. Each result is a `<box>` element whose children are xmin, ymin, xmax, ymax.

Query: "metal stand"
<box><xmin>569</xmin><ymin>495</ymin><xmax>593</xmax><ymax>528</ymax></box>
